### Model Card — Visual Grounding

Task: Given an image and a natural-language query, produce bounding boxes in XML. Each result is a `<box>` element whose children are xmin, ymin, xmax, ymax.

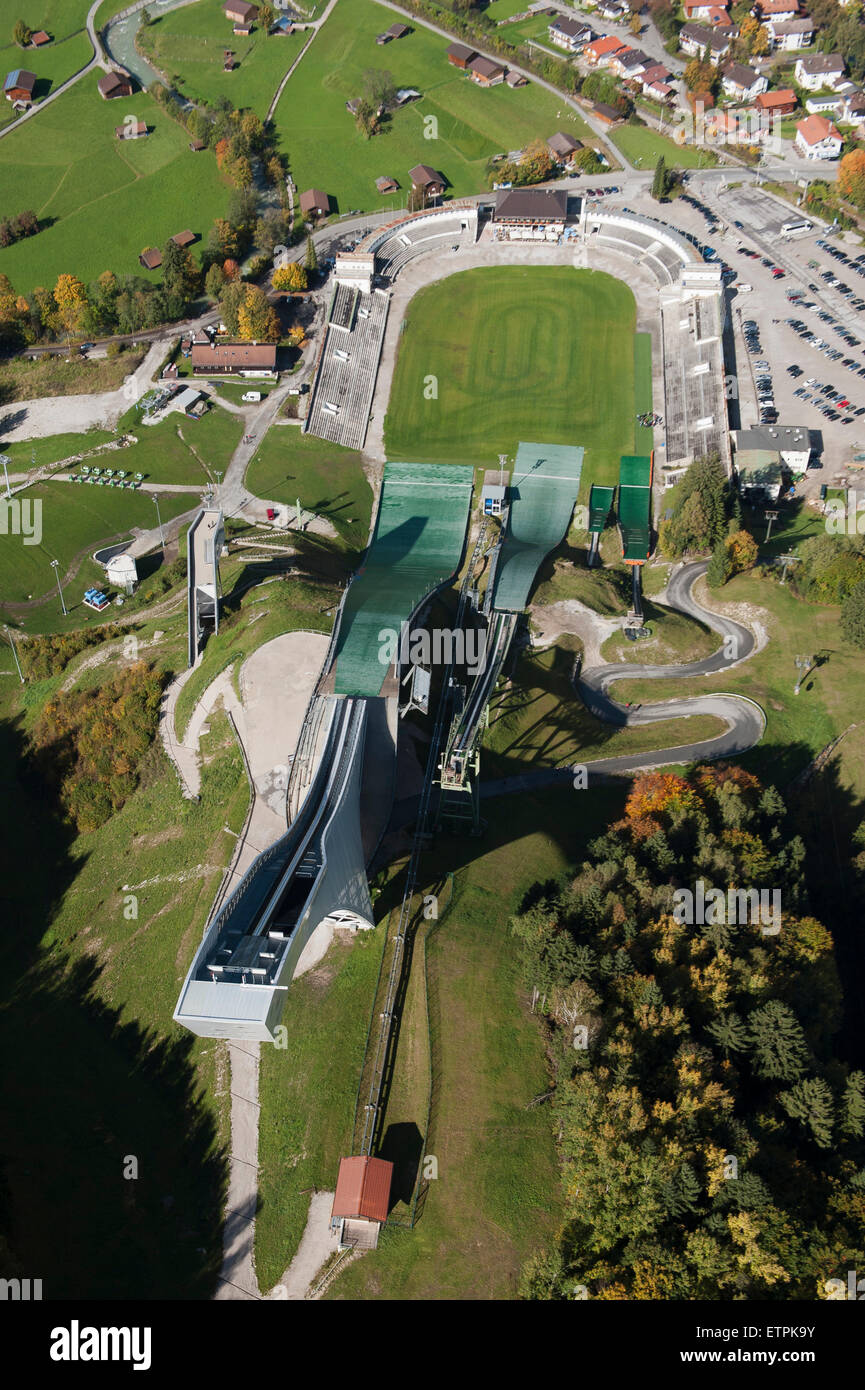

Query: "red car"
<box><xmin>772</xmin><ymin>268</ymin><xmax>785</xmax><ymax>278</ymax></box>
<box><xmin>266</xmin><ymin>507</ymin><xmax>277</xmax><ymax>521</ymax></box>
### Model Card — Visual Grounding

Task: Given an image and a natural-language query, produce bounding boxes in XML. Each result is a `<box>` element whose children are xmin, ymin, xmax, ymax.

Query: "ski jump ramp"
<box><xmin>174</xmin><ymin>463</ymin><xmax>475</xmax><ymax>1041</ymax></box>
<box><xmin>491</xmin><ymin>443</ymin><xmax>583</xmax><ymax>612</ymax></box>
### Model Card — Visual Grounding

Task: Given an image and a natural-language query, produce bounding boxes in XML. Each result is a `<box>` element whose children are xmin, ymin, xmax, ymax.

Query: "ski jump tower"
<box><xmin>187</xmin><ymin>507</ymin><xmax>225</xmax><ymax>667</ymax></box>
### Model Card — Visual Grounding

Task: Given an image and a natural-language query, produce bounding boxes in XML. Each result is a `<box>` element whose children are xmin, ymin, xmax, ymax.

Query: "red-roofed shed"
<box><xmin>331</xmin><ymin>1156</ymin><xmax>393</xmax><ymax>1248</ymax></box>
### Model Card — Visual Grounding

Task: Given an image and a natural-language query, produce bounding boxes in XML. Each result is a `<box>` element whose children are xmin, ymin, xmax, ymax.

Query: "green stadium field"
<box><xmin>384</xmin><ymin>266</ymin><xmax>649</xmax><ymax>498</ymax></box>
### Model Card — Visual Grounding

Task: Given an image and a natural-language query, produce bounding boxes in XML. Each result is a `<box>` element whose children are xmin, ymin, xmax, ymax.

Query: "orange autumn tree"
<box><xmin>839</xmin><ymin>149</ymin><xmax>865</xmax><ymax>208</ymax></box>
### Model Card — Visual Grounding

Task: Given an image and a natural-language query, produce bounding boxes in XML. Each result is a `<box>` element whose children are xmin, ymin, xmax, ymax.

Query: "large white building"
<box><xmin>794</xmin><ymin>114</ymin><xmax>843</xmax><ymax>160</ymax></box>
<box><xmin>795</xmin><ymin>54</ymin><xmax>846</xmax><ymax>91</ymax></box>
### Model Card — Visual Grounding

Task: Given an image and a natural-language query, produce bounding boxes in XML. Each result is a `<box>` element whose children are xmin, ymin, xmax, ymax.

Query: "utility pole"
<box><xmin>777</xmin><ymin>552</ymin><xmax>799</xmax><ymax>585</ymax></box>
<box><xmin>3</xmin><ymin>626</ymin><xmax>24</xmax><ymax>684</ymax></box>
<box><xmin>0</xmin><ymin>454</ymin><xmax>10</xmax><ymax>499</ymax></box>
<box><xmin>152</xmin><ymin>493</ymin><xmax>164</xmax><ymax>549</ymax></box>
<box><xmin>764</xmin><ymin>509</ymin><xmax>779</xmax><ymax>543</ymax></box>
<box><xmin>50</xmin><ymin>558</ymin><xmax>67</xmax><ymax>617</ymax></box>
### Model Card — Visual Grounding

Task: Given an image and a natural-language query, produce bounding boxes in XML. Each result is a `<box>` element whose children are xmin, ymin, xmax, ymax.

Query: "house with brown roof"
<box><xmin>767</xmin><ymin>16</ymin><xmax>813</xmax><ymax>48</ymax></box>
<box><xmin>224</xmin><ymin>1</ymin><xmax>257</xmax><ymax>22</ymax></box>
<box><xmin>30</xmin><ymin>30</ymin><xmax>51</xmax><ymax>47</ymax></box>
<box><xmin>721</xmin><ymin>61</ymin><xmax>768</xmax><ymax>101</ymax></box>
<box><xmin>375</xmin><ymin>175</ymin><xmax>400</xmax><ymax>194</ymax></box>
<box><xmin>4</xmin><ymin>70</ymin><xmax>36</xmax><ymax>104</ymax></box>
<box><xmin>299</xmin><ymin>188</ymin><xmax>331</xmax><ymax>217</ymax></box>
<box><xmin>190</xmin><ymin>340</ymin><xmax>278</xmax><ymax>377</ymax></box>
<box><xmin>409</xmin><ymin>163</ymin><xmax>446</xmax><ymax>196</ymax></box>
<box><xmin>115</xmin><ymin>119</ymin><xmax>147</xmax><ymax>139</ymax></box>
<box><xmin>505</xmin><ymin>70</ymin><xmax>527</xmax><ymax>88</ymax></box>
<box><xmin>171</xmin><ymin>229</ymin><xmax>196</xmax><ymax>247</ymax></box>
<box><xmin>387</xmin><ymin>22</ymin><xmax>410</xmax><ymax>37</ymax></box>
<box><xmin>189</xmin><ymin>137</ymin><xmax>206</xmax><ymax>151</ymax></box>
<box><xmin>98</xmin><ymin>69</ymin><xmax>132</xmax><ymax>99</ymax></box>
<box><xmin>468</xmin><ymin>55</ymin><xmax>505</xmax><ymax>87</ymax></box>
<box><xmin>679</xmin><ymin>22</ymin><xmax>733</xmax><ymax>62</ymax></box>
<box><xmin>331</xmin><ymin>1157</ymin><xmax>393</xmax><ymax>1251</ymax></box>
<box><xmin>139</xmin><ymin>247</ymin><xmax>162</xmax><ymax>270</ymax></box>
<box><xmin>547</xmin><ymin>131</ymin><xmax>584</xmax><ymax>165</ymax></box>
<box><xmin>592</xmin><ymin>101</ymin><xmax>625</xmax><ymax>125</ymax></box>
<box><xmin>446</xmin><ymin>42</ymin><xmax>476</xmax><ymax>69</ymax></box>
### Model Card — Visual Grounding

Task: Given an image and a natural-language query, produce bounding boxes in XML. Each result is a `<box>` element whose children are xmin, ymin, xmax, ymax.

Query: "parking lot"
<box><xmin>663</xmin><ymin>182</ymin><xmax>865</xmax><ymax>492</ymax></box>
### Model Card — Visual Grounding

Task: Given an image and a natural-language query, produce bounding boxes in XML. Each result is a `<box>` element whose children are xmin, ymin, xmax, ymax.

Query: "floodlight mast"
<box><xmin>50</xmin><ymin>559</ymin><xmax>67</xmax><ymax>617</ymax></box>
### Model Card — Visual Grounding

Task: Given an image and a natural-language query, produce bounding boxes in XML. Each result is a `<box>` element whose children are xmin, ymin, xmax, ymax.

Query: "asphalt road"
<box><xmin>482</xmin><ymin>561</ymin><xmax>765</xmax><ymax>797</ymax></box>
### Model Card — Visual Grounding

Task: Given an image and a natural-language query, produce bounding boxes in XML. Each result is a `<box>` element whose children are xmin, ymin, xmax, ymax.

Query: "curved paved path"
<box><xmin>482</xmin><ymin>560</ymin><xmax>765</xmax><ymax>797</ymax></box>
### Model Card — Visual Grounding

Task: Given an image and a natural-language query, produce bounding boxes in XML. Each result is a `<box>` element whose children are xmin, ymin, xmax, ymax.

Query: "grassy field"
<box><xmin>0</xmin><ymin>479</ymin><xmax>192</xmax><ymax>610</ymax></box>
<box><xmin>384</xmin><ymin>266</ymin><xmax>644</xmax><ymax>496</ymax></box>
<box><xmin>137</xmin><ymin>1</ymin><xmax>306</xmax><ymax>116</ymax></box>
<box><xmin>609</xmin><ymin>122</ymin><xmax>719</xmax><ymax>171</ymax></box>
<box><xmin>120</xmin><ymin>404</ymin><xmax>245</xmax><ymax>485</ymax></box>
<box><xmin>0</xmin><ymin>347</ymin><xmax>145</xmax><ymax>401</ymax></box>
<box><xmin>0</xmin><ymin>75</ymin><xmax>229</xmax><ymax>293</ymax></box>
<box><xmin>612</xmin><ymin>568</ymin><xmax>865</xmax><ymax>793</ymax></box>
<box><xmin>254</xmin><ymin>925</ymin><xmax>385</xmax><ymax>1291</ymax></box>
<box><xmin>328</xmin><ymin>783</ymin><xmax>626</xmax><ymax>1300</ymax></box>
<box><xmin>271</xmin><ymin>0</ymin><xmax>596</xmax><ymax>215</ymax></box>
<box><xmin>245</xmin><ymin>427</ymin><xmax>373</xmax><ymax>552</ymax></box>
<box><xmin>485</xmin><ymin>641</ymin><xmax>725</xmax><ymax>776</ymax></box>
<box><xmin>0</xmin><ymin>0</ymin><xmax>94</xmax><ymax>131</ymax></box>
<box><xmin>0</xmin><ymin>427</ymin><xmax>116</xmax><ymax>471</ymax></box>
<box><xmin>599</xmin><ymin>599</ymin><xmax>717</xmax><ymax>665</ymax></box>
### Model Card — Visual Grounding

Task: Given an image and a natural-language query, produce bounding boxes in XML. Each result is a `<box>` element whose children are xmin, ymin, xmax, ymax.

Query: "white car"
<box><xmin>242</xmin><ymin>391</ymin><xmax>261</xmax><ymax>403</ymax></box>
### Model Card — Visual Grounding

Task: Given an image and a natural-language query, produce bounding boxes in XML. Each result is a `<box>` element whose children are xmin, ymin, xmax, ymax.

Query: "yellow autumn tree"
<box><xmin>53</xmin><ymin>273</ymin><xmax>89</xmax><ymax>338</ymax></box>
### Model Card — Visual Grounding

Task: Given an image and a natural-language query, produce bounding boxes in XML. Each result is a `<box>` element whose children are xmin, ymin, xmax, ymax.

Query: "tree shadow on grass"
<box><xmin>0</xmin><ymin>713</ymin><xmax>227</xmax><ymax>1298</ymax></box>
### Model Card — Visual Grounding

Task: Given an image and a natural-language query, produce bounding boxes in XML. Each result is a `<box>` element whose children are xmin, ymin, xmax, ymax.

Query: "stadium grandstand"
<box><xmin>660</xmin><ymin>293</ymin><xmax>731</xmax><ymax>477</ymax></box>
<box><xmin>304</xmin><ymin>284</ymin><xmax>390</xmax><ymax>450</ymax></box>
<box><xmin>360</xmin><ymin>205</ymin><xmax>478</xmax><ymax>282</ymax></box>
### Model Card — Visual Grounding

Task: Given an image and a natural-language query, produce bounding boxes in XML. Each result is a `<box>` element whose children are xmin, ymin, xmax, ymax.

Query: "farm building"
<box><xmin>299</xmin><ymin>188</ymin><xmax>331</xmax><ymax>217</ymax></box>
<box><xmin>30</xmin><ymin>31</ymin><xmax>51</xmax><ymax>47</ymax></box>
<box><xmin>386</xmin><ymin>22</ymin><xmax>410</xmax><ymax>38</ymax></box>
<box><xmin>331</xmin><ymin>1157</ymin><xmax>393</xmax><ymax>1251</ymax></box>
<box><xmin>505</xmin><ymin>70</ymin><xmax>527</xmax><ymax>87</ymax></box>
<box><xmin>4</xmin><ymin>70</ymin><xmax>36</xmax><ymax>104</ymax></box>
<box><xmin>190</xmin><ymin>340</ymin><xmax>278</xmax><ymax>378</ymax></box>
<box><xmin>189</xmin><ymin>137</ymin><xmax>206</xmax><ymax>151</ymax></box>
<box><xmin>139</xmin><ymin>247</ymin><xmax>162</xmax><ymax>270</ymax></box>
<box><xmin>467</xmin><ymin>55</ymin><xmax>505</xmax><ymax>87</ymax></box>
<box><xmin>409</xmin><ymin>163</ymin><xmax>446</xmax><ymax>196</ymax></box>
<box><xmin>115</xmin><ymin>119</ymin><xmax>147</xmax><ymax>139</ymax></box>
<box><xmin>225</xmin><ymin>1</ymin><xmax>258</xmax><ymax>22</ymax></box>
<box><xmin>375</xmin><ymin>175</ymin><xmax>399</xmax><ymax>194</ymax></box>
<box><xmin>446</xmin><ymin>42</ymin><xmax>476</xmax><ymax>69</ymax></box>
<box><xmin>171</xmin><ymin>229</ymin><xmax>196</xmax><ymax>247</ymax></box>
<box><xmin>98</xmin><ymin>69</ymin><xmax>132</xmax><ymax>99</ymax></box>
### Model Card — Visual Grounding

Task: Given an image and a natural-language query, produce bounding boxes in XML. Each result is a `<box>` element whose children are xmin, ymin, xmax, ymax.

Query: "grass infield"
<box><xmin>384</xmin><ymin>265</ymin><xmax>644</xmax><ymax>497</ymax></box>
